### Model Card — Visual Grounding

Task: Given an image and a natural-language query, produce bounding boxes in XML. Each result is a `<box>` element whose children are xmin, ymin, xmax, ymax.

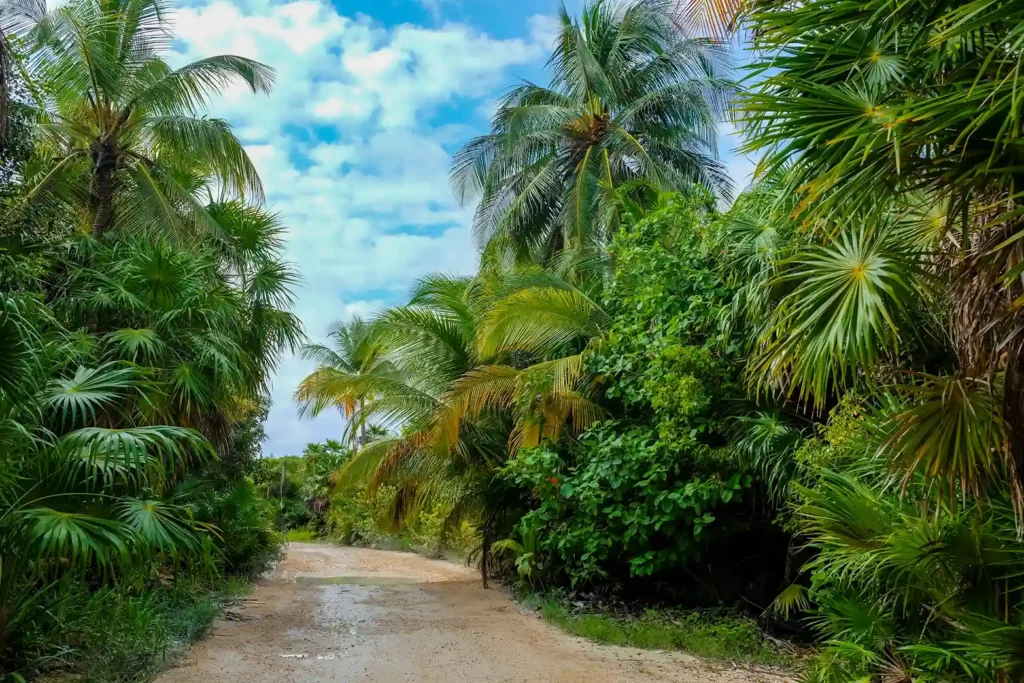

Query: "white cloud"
<box><xmin>169</xmin><ymin>1</ymin><xmax>552</xmax><ymax>136</ymax></box>
<box><xmin>168</xmin><ymin>0</ymin><xmax>552</xmax><ymax>455</ymax></box>
<box><xmin>527</xmin><ymin>13</ymin><xmax>561</xmax><ymax>50</ymax></box>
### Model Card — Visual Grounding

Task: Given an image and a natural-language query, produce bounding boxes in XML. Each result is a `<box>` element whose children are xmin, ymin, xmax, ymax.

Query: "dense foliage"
<box><xmin>5</xmin><ymin>0</ymin><xmax>1023</xmax><ymax>681</ymax></box>
<box><xmin>298</xmin><ymin>1</ymin><xmax>1024</xmax><ymax>681</ymax></box>
<box><xmin>500</xmin><ymin>196</ymin><xmax>779</xmax><ymax>595</ymax></box>
<box><xmin>0</xmin><ymin>0</ymin><xmax>297</xmax><ymax>678</ymax></box>
<box><xmin>257</xmin><ymin>439</ymin><xmax>477</xmax><ymax>557</ymax></box>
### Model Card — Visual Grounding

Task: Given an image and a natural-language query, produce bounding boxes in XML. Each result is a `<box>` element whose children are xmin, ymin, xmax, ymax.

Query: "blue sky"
<box><xmin>168</xmin><ymin>0</ymin><xmax>754</xmax><ymax>456</ymax></box>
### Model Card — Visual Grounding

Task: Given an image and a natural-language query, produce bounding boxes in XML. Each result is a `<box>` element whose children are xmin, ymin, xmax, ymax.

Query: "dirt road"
<box><xmin>157</xmin><ymin>543</ymin><xmax>791</xmax><ymax>683</ymax></box>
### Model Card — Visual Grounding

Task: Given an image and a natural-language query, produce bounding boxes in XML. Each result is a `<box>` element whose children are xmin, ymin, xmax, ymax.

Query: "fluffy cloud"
<box><xmin>167</xmin><ymin>0</ymin><xmax>554</xmax><ymax>454</ymax></box>
<box><xmin>169</xmin><ymin>1</ymin><xmax>551</xmax><ymax>137</ymax></box>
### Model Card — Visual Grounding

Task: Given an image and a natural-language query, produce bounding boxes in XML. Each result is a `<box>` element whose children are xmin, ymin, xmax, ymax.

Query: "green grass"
<box><xmin>521</xmin><ymin>593</ymin><xmax>798</xmax><ymax>669</ymax></box>
<box><xmin>32</xmin><ymin>577</ymin><xmax>252</xmax><ymax>683</ymax></box>
<box><xmin>285</xmin><ymin>528</ymin><xmax>319</xmax><ymax>542</ymax></box>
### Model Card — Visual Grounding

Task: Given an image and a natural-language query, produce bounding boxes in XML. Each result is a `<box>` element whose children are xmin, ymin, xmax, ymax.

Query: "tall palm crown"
<box><xmin>296</xmin><ymin>276</ymin><xmax>479</xmax><ymax>447</ymax></box>
<box><xmin>11</xmin><ymin>0</ymin><xmax>272</xmax><ymax>238</ymax></box>
<box><xmin>451</xmin><ymin>0</ymin><xmax>732</xmax><ymax>263</ymax></box>
<box><xmin>298</xmin><ymin>316</ymin><xmax>395</xmax><ymax>448</ymax></box>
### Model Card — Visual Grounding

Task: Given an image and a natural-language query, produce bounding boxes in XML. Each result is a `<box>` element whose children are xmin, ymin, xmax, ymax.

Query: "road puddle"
<box><xmin>295</xmin><ymin>575</ymin><xmax>420</xmax><ymax>586</ymax></box>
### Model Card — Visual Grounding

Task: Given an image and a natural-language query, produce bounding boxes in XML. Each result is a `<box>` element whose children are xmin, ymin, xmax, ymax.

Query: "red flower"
<box><xmin>549</xmin><ymin>477</ymin><xmax>559</xmax><ymax>485</ymax></box>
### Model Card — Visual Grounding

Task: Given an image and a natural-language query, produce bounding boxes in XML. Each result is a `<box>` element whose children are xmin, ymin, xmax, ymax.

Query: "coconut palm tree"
<box><xmin>297</xmin><ymin>316</ymin><xmax>395</xmax><ymax>450</ymax></box>
<box><xmin>12</xmin><ymin>0</ymin><xmax>272</xmax><ymax>238</ymax></box>
<box><xmin>450</xmin><ymin>0</ymin><xmax>732</xmax><ymax>263</ymax></box>
<box><xmin>296</xmin><ymin>275</ymin><xmax>483</xmax><ymax>469</ymax></box>
<box><xmin>295</xmin><ymin>271</ymin><xmax>607</xmax><ymax>584</ymax></box>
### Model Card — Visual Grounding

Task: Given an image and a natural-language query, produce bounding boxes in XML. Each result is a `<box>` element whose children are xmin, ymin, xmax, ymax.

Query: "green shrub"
<box><xmin>325</xmin><ymin>485</ymin><xmax>478</xmax><ymax>558</ymax></box>
<box><xmin>285</xmin><ymin>528</ymin><xmax>318</xmax><ymax>542</ymax></box>
<box><xmin>326</xmin><ymin>487</ymin><xmax>381</xmax><ymax>546</ymax></box>
<box><xmin>198</xmin><ymin>481</ymin><xmax>283</xmax><ymax>578</ymax></box>
<box><xmin>503</xmin><ymin>430</ymin><xmax>750</xmax><ymax>585</ymax></box>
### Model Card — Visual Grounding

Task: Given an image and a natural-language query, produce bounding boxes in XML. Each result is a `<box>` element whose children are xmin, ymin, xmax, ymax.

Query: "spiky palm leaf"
<box><xmin>451</xmin><ymin>0</ymin><xmax>732</xmax><ymax>262</ymax></box>
<box><xmin>14</xmin><ymin>0</ymin><xmax>273</xmax><ymax>238</ymax></box>
<box><xmin>752</xmin><ymin>226</ymin><xmax>926</xmax><ymax>405</ymax></box>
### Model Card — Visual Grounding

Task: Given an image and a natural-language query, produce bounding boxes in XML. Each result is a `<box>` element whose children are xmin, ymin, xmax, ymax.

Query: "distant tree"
<box><xmin>297</xmin><ymin>316</ymin><xmax>397</xmax><ymax>451</ymax></box>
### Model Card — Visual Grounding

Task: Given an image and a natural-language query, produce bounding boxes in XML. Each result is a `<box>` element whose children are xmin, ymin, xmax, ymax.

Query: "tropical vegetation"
<box><xmin>252</xmin><ymin>436</ymin><xmax>476</xmax><ymax>559</ymax></box>
<box><xmin>6</xmin><ymin>0</ymin><xmax>1024</xmax><ymax>681</ymax></box>
<box><xmin>297</xmin><ymin>0</ymin><xmax>1024</xmax><ymax>681</ymax></box>
<box><xmin>0</xmin><ymin>0</ymin><xmax>297</xmax><ymax>678</ymax></box>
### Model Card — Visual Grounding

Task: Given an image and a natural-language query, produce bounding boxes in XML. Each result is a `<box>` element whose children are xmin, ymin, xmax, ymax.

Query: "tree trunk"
<box><xmin>1005</xmin><ymin>348</ymin><xmax>1024</xmax><ymax>519</ymax></box>
<box><xmin>90</xmin><ymin>143</ymin><xmax>117</xmax><ymax>238</ymax></box>
<box><xmin>358</xmin><ymin>397</ymin><xmax>366</xmax><ymax>450</ymax></box>
<box><xmin>480</xmin><ymin>531</ymin><xmax>490</xmax><ymax>589</ymax></box>
<box><xmin>0</xmin><ymin>32</ymin><xmax>9</xmax><ymax>147</ymax></box>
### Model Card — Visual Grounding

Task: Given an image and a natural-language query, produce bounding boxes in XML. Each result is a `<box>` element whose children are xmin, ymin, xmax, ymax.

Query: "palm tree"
<box><xmin>435</xmin><ymin>270</ymin><xmax>609</xmax><ymax>453</ymax></box>
<box><xmin>13</xmin><ymin>0</ymin><xmax>272</xmax><ymax>238</ymax></box>
<box><xmin>0</xmin><ymin>292</ymin><xmax>217</xmax><ymax>665</ymax></box>
<box><xmin>739</xmin><ymin>0</ymin><xmax>1024</xmax><ymax>515</ymax></box>
<box><xmin>732</xmin><ymin>2</ymin><xmax>1024</xmax><ymax>679</ymax></box>
<box><xmin>53</xmin><ymin>204</ymin><xmax>301</xmax><ymax>448</ymax></box>
<box><xmin>295</xmin><ymin>271</ymin><xmax>607</xmax><ymax>584</ymax></box>
<box><xmin>450</xmin><ymin>0</ymin><xmax>732</xmax><ymax>263</ymax></box>
<box><xmin>296</xmin><ymin>275</ymin><xmax>481</xmax><ymax>466</ymax></box>
<box><xmin>672</xmin><ymin>0</ymin><xmax>744</xmax><ymax>38</ymax></box>
<box><xmin>210</xmin><ymin>201</ymin><xmax>304</xmax><ymax>389</ymax></box>
<box><xmin>297</xmin><ymin>316</ymin><xmax>394</xmax><ymax>450</ymax></box>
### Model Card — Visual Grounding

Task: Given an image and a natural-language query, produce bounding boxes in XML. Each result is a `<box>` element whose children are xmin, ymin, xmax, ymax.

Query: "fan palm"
<box><xmin>450</xmin><ymin>0</ymin><xmax>732</xmax><ymax>263</ymax></box>
<box><xmin>60</xmin><ymin>233</ymin><xmax>299</xmax><ymax>444</ymax></box>
<box><xmin>11</xmin><ymin>0</ymin><xmax>272</xmax><ymax>238</ymax></box>
<box><xmin>0</xmin><ymin>324</ymin><xmax>214</xmax><ymax>663</ymax></box>
<box><xmin>0</xmin><ymin>227</ymin><xmax>298</xmax><ymax>669</ymax></box>
<box><xmin>211</xmin><ymin>201</ymin><xmax>304</xmax><ymax>387</ymax></box>
<box><xmin>796</xmin><ymin>464</ymin><xmax>1024</xmax><ymax>682</ymax></box>
<box><xmin>739</xmin><ymin>0</ymin><xmax>1024</xmax><ymax>515</ymax></box>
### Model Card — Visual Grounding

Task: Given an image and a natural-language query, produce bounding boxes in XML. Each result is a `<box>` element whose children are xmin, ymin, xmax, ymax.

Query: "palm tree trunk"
<box><xmin>0</xmin><ymin>32</ymin><xmax>10</xmax><ymax>147</ymax></box>
<box><xmin>1006</xmin><ymin>351</ymin><xmax>1024</xmax><ymax>519</ymax></box>
<box><xmin>481</xmin><ymin>530</ymin><xmax>490</xmax><ymax>589</ymax></box>
<box><xmin>357</xmin><ymin>398</ymin><xmax>365</xmax><ymax>452</ymax></box>
<box><xmin>91</xmin><ymin>143</ymin><xmax>117</xmax><ymax>238</ymax></box>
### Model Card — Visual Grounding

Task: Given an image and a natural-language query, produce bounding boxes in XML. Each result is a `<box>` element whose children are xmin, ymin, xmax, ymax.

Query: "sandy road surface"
<box><xmin>157</xmin><ymin>543</ymin><xmax>791</xmax><ymax>683</ymax></box>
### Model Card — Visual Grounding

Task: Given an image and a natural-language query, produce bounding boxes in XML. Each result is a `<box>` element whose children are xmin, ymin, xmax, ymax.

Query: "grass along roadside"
<box><xmin>520</xmin><ymin>592</ymin><xmax>802</xmax><ymax>670</ymax></box>
<box><xmin>284</xmin><ymin>528</ymin><xmax>320</xmax><ymax>543</ymax></box>
<box><xmin>31</xmin><ymin>577</ymin><xmax>253</xmax><ymax>683</ymax></box>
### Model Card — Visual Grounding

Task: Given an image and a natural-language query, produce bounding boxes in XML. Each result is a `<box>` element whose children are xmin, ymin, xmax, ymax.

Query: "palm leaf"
<box><xmin>45</xmin><ymin>363</ymin><xmax>142</xmax><ymax>427</ymax></box>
